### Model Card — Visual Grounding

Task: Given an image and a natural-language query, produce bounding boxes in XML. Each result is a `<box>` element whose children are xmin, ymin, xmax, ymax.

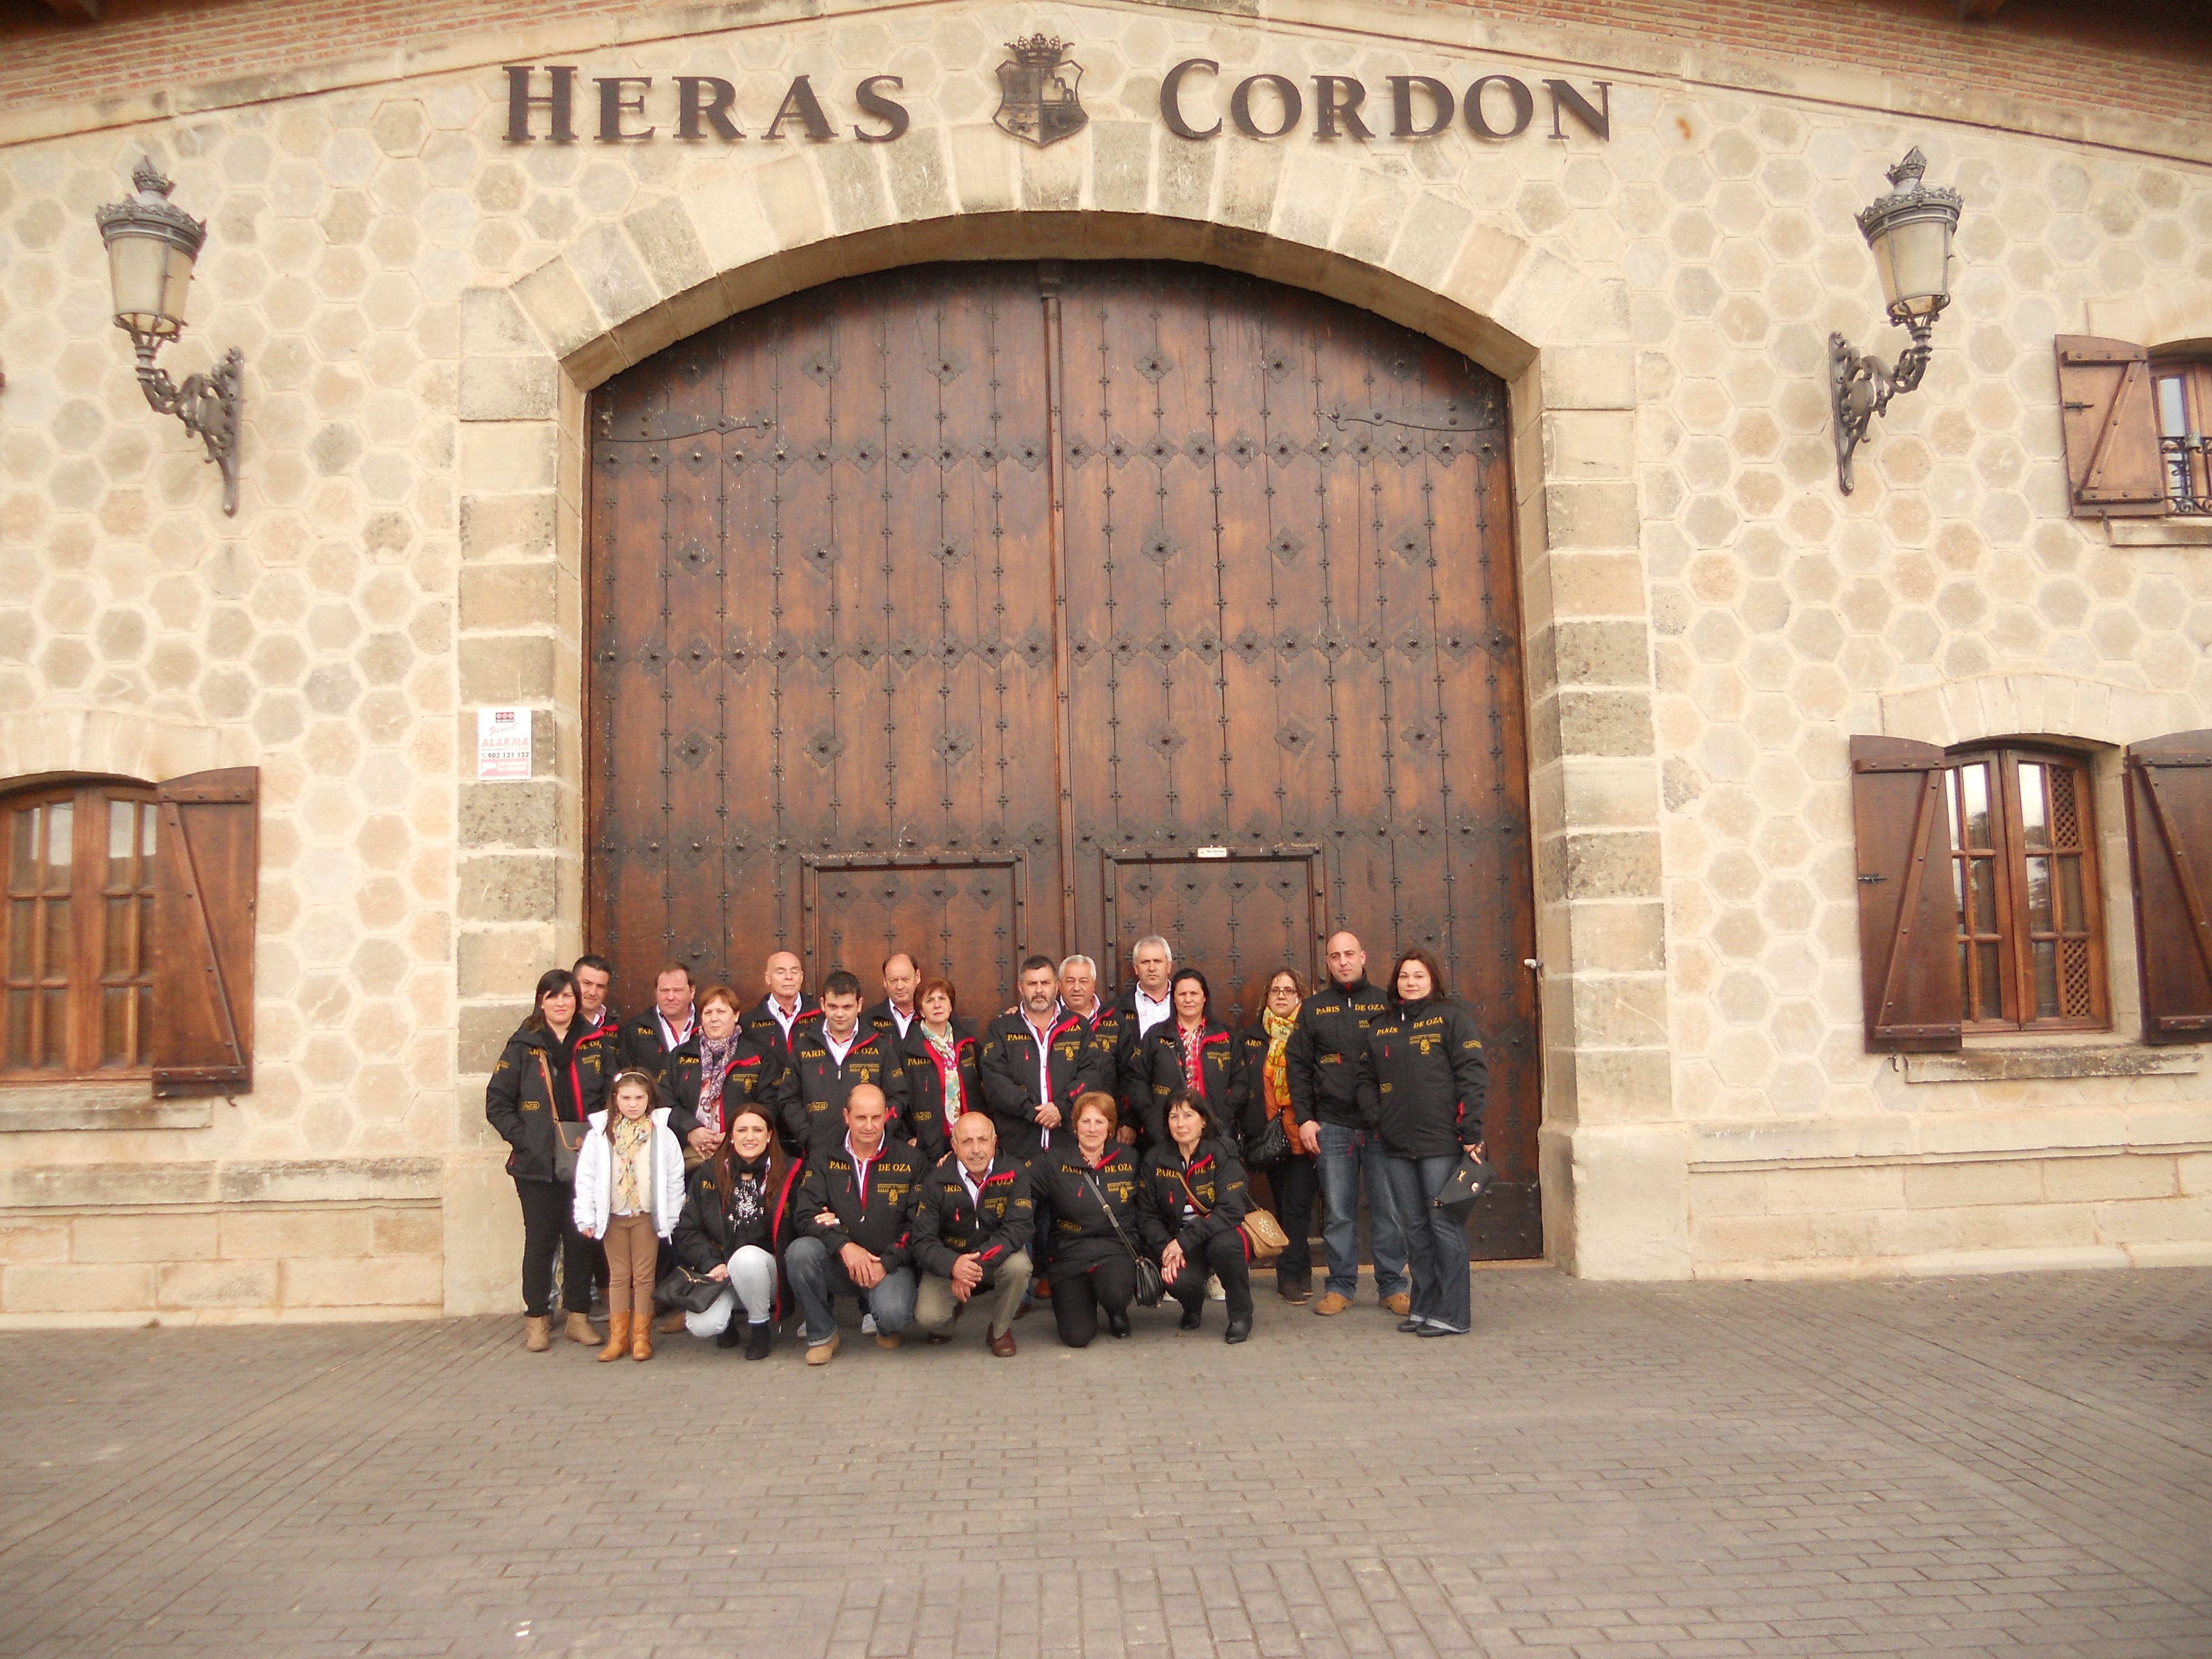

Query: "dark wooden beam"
<box><xmin>34</xmin><ymin>0</ymin><xmax>103</xmax><ymax>18</ymax></box>
<box><xmin>1958</xmin><ymin>0</ymin><xmax>2010</xmax><ymax>17</ymax></box>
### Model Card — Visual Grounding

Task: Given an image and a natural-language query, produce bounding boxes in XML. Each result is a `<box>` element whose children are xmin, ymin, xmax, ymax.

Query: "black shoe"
<box><xmin>1178</xmin><ymin>1303</ymin><xmax>1203</xmax><ymax>1331</ymax></box>
<box><xmin>1224</xmin><ymin>1316</ymin><xmax>1251</xmax><ymax>1345</ymax></box>
<box><xmin>1417</xmin><ymin>1323</ymin><xmax>1465</xmax><ymax>1338</ymax></box>
<box><xmin>1398</xmin><ymin>1317</ymin><xmax>1425</xmax><ymax>1333</ymax></box>
<box><xmin>744</xmin><ymin>1321</ymin><xmax>774</xmax><ymax>1360</ymax></box>
<box><xmin>716</xmin><ymin>1321</ymin><xmax>745</xmax><ymax>1349</ymax></box>
<box><xmin>1107</xmin><ymin>1311</ymin><xmax>1131</xmax><ymax>1339</ymax></box>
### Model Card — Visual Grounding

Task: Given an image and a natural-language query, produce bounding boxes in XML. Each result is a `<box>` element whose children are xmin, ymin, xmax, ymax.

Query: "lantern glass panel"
<box><xmin>1885</xmin><ymin>216</ymin><xmax>1953</xmax><ymax>316</ymax></box>
<box><xmin>105</xmin><ymin>230</ymin><xmax>192</xmax><ymax>339</ymax></box>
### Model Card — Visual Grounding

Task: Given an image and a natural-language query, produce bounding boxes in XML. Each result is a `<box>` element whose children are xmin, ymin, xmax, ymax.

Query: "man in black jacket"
<box><xmin>910</xmin><ymin>1112</ymin><xmax>1035</xmax><ymax>1356</ymax></box>
<box><xmin>865</xmin><ymin>951</ymin><xmax>922</xmax><ymax>1046</ymax></box>
<box><xmin>979</xmin><ymin>956</ymin><xmax>1110</xmax><ymax>1161</ymax></box>
<box><xmin>743</xmin><ymin>949</ymin><xmax>819</xmax><ymax>1066</ymax></box>
<box><xmin>1059</xmin><ymin>954</ymin><xmax>1134</xmax><ymax>1147</ymax></box>
<box><xmin>781</xmin><ymin>1085</ymin><xmax>924</xmax><ymax>1365</ymax></box>
<box><xmin>618</xmin><ymin>962</ymin><xmax>698</xmax><ymax>1079</ymax></box>
<box><xmin>784</xmin><ymin>969</ymin><xmax>912</xmax><ymax>1155</ymax></box>
<box><xmin>1286</xmin><ymin>931</ymin><xmax>1410</xmax><ymax>1318</ymax></box>
<box><xmin>1108</xmin><ymin>935</ymin><xmax>1177</xmax><ymax>1134</ymax></box>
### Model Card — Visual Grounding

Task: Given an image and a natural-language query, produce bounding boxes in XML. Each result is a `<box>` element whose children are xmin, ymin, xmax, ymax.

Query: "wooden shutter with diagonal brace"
<box><xmin>2054</xmin><ymin>335</ymin><xmax>2167</xmax><ymax>517</ymax></box>
<box><xmin>2124</xmin><ymin>732</ymin><xmax>2212</xmax><ymax>1045</ymax></box>
<box><xmin>1850</xmin><ymin>736</ymin><xmax>1963</xmax><ymax>1052</ymax></box>
<box><xmin>152</xmin><ymin>768</ymin><xmax>258</xmax><ymax>1096</ymax></box>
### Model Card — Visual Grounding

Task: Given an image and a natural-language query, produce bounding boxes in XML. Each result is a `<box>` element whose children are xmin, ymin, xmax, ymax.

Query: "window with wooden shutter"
<box><xmin>2124</xmin><ymin>731</ymin><xmax>2212</xmax><ymax>1045</ymax></box>
<box><xmin>1850</xmin><ymin>737</ymin><xmax>1962</xmax><ymax>1052</ymax></box>
<box><xmin>1945</xmin><ymin>747</ymin><xmax>2110</xmax><ymax>1034</ymax></box>
<box><xmin>2054</xmin><ymin>335</ymin><xmax>2167</xmax><ymax>517</ymax></box>
<box><xmin>1</xmin><ymin>781</ymin><xmax>159</xmax><ymax>1077</ymax></box>
<box><xmin>152</xmin><ymin>768</ymin><xmax>259</xmax><ymax>1097</ymax></box>
<box><xmin>2151</xmin><ymin>358</ymin><xmax>2212</xmax><ymax>516</ymax></box>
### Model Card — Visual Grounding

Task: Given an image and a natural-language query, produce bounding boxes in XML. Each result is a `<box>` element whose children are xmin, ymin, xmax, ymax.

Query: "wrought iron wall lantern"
<box><xmin>96</xmin><ymin>159</ymin><xmax>243</xmax><ymax>515</ymax></box>
<box><xmin>1830</xmin><ymin>147</ymin><xmax>1961</xmax><ymax>494</ymax></box>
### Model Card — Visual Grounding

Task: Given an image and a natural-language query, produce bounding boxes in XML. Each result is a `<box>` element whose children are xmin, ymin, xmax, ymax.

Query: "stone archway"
<box><xmin>449</xmin><ymin>166</ymin><xmax>1682</xmax><ymax>1287</ymax></box>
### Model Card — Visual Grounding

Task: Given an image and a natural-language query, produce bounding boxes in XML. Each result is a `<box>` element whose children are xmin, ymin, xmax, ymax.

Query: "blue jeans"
<box><xmin>784</xmin><ymin>1235</ymin><xmax>916</xmax><ymax>1347</ymax></box>
<box><xmin>1315</xmin><ymin>1123</ymin><xmax>1407</xmax><ymax>1300</ymax></box>
<box><xmin>1384</xmin><ymin>1154</ymin><xmax>1472</xmax><ymax>1333</ymax></box>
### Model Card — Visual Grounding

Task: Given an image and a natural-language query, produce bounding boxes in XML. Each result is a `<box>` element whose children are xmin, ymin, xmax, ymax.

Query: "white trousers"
<box><xmin>684</xmin><ymin>1244</ymin><xmax>778</xmax><ymax>1337</ymax></box>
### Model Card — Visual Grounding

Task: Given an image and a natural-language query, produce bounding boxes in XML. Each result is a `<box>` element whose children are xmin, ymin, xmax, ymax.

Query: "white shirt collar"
<box><xmin>769</xmin><ymin>995</ymin><xmax>804</xmax><ymax>1033</ymax></box>
<box><xmin>1133</xmin><ymin>985</ymin><xmax>1173</xmax><ymax>1033</ymax></box>
<box><xmin>656</xmin><ymin>1006</ymin><xmax>696</xmax><ymax>1048</ymax></box>
<box><xmin>823</xmin><ymin>1024</ymin><xmax>858</xmax><ymax>1065</ymax></box>
<box><xmin>957</xmin><ymin>1160</ymin><xmax>990</xmax><ymax>1205</ymax></box>
<box><xmin>886</xmin><ymin>1002</ymin><xmax>916</xmax><ymax>1037</ymax></box>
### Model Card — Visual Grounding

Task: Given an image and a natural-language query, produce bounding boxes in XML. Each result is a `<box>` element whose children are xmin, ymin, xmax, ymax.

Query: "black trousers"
<box><xmin>1262</xmin><ymin>1156</ymin><xmax>1318</xmax><ymax>1277</ymax></box>
<box><xmin>1168</xmin><ymin>1230</ymin><xmax>1253</xmax><ymax>1319</ymax></box>
<box><xmin>1051</xmin><ymin>1255</ymin><xmax>1136</xmax><ymax>1348</ymax></box>
<box><xmin>514</xmin><ymin>1176</ymin><xmax>595</xmax><ymax>1318</ymax></box>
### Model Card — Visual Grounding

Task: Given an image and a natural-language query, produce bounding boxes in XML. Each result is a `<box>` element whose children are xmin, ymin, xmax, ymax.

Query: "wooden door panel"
<box><xmin>590</xmin><ymin>259</ymin><xmax>1538</xmax><ymax>1254</ymax></box>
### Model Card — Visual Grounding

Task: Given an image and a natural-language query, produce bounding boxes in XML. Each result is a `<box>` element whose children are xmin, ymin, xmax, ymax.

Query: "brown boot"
<box><xmin>524</xmin><ymin>1315</ymin><xmax>551</xmax><ymax>1353</ymax></box>
<box><xmin>630</xmin><ymin>1310</ymin><xmax>654</xmax><ymax>1361</ymax></box>
<box><xmin>597</xmin><ymin>1313</ymin><xmax>631</xmax><ymax>1362</ymax></box>
<box><xmin>655</xmin><ymin>1310</ymin><xmax>687</xmax><ymax>1334</ymax></box>
<box><xmin>564</xmin><ymin>1311</ymin><xmax>599</xmax><ymax>1346</ymax></box>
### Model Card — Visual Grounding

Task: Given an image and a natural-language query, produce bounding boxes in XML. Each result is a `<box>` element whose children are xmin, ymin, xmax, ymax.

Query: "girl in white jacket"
<box><xmin>573</xmin><ymin>1068</ymin><xmax>685</xmax><ymax>1361</ymax></box>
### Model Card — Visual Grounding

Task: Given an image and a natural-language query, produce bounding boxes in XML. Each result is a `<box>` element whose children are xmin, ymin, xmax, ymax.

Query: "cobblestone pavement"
<box><xmin>0</xmin><ymin>1266</ymin><xmax>2205</xmax><ymax>1659</ymax></box>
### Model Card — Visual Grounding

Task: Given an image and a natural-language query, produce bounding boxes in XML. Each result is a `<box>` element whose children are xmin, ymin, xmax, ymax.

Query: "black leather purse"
<box><xmin>1082</xmin><ymin>1167</ymin><xmax>1165</xmax><ymax>1307</ymax></box>
<box><xmin>1434</xmin><ymin>1150</ymin><xmax>1496</xmax><ymax>1220</ymax></box>
<box><xmin>653</xmin><ymin>1265</ymin><xmax>727</xmax><ymax>1315</ymax></box>
<box><xmin>1244</xmin><ymin>1113</ymin><xmax>1290</xmax><ymax>1167</ymax></box>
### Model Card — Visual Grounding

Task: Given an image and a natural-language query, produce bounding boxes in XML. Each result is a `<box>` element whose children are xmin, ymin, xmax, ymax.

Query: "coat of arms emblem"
<box><xmin>993</xmin><ymin>34</ymin><xmax>1086</xmax><ymax>147</ymax></box>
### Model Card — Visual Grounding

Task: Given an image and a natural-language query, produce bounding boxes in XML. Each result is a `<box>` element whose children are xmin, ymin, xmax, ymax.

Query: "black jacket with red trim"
<box><xmin>1354</xmin><ymin>997</ymin><xmax>1490</xmax><ymax>1159</ymax></box>
<box><xmin>782</xmin><ymin>1023</ymin><xmax>912</xmax><ymax>1157</ymax></box>
<box><xmin>671</xmin><ymin>1147</ymin><xmax>805</xmax><ymax>1318</ymax></box>
<box><xmin>1285</xmin><ymin>977</ymin><xmax>1392</xmax><ymax>1130</ymax></box>
<box><xmin>617</xmin><ymin>1008</ymin><xmax>697</xmax><ymax>1081</ymax></box>
<box><xmin>978</xmin><ymin>1007</ymin><xmax>1112</xmax><ymax>1161</ymax></box>
<box><xmin>1136</xmin><ymin>1137</ymin><xmax>1250</xmax><ymax>1260</ymax></box>
<box><xmin>895</xmin><ymin>1015</ymin><xmax>982</xmax><ymax>1165</ymax></box>
<box><xmin>483</xmin><ymin>1022</ymin><xmax>609</xmax><ymax>1184</ymax></box>
<box><xmin>909</xmin><ymin>1155</ymin><xmax>1035</xmax><ymax>1279</ymax></box>
<box><xmin>1065</xmin><ymin>999</ymin><xmax>1133</xmax><ymax>1127</ymax></box>
<box><xmin>1037</xmin><ymin>1143</ymin><xmax>1142</xmax><ymax>1282</ymax></box>
<box><xmin>1110</xmin><ymin>987</ymin><xmax>1175</xmax><ymax>1124</ymax></box>
<box><xmin>742</xmin><ymin>994</ymin><xmax>820</xmax><ymax>1068</ymax></box>
<box><xmin>1140</xmin><ymin>1016</ymin><xmax>1252</xmax><ymax>1150</ymax></box>
<box><xmin>865</xmin><ymin>999</ymin><xmax>921</xmax><ymax>1050</ymax></box>
<box><xmin>660</xmin><ymin>1031</ymin><xmax>795</xmax><ymax>1145</ymax></box>
<box><xmin>792</xmin><ymin>1139</ymin><xmax>925</xmax><ymax>1268</ymax></box>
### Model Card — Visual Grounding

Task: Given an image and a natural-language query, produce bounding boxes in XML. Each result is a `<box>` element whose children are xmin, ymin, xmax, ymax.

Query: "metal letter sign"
<box><xmin>994</xmin><ymin>34</ymin><xmax>1086</xmax><ymax>147</ymax></box>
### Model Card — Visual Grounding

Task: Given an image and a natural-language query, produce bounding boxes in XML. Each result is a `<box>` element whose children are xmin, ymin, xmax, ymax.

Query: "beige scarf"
<box><xmin>611</xmin><ymin>1113</ymin><xmax>653</xmax><ymax>1214</ymax></box>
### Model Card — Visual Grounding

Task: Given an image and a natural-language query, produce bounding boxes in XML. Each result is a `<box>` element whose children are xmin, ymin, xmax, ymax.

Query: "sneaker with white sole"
<box><xmin>1207</xmin><ymin>1275</ymin><xmax>1226</xmax><ymax>1302</ymax></box>
<box><xmin>861</xmin><ymin>1312</ymin><xmax>878</xmax><ymax>1336</ymax></box>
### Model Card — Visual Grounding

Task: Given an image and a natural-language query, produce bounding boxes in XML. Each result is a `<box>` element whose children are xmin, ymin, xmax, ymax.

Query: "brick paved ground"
<box><xmin>0</xmin><ymin>1265</ymin><xmax>2206</xmax><ymax>1658</ymax></box>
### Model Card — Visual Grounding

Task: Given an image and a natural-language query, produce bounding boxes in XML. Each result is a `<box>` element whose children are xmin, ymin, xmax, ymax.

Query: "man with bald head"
<box><xmin>743</xmin><ymin>948</ymin><xmax>819</xmax><ymax>1067</ymax></box>
<box><xmin>867</xmin><ymin>952</ymin><xmax>922</xmax><ymax>1046</ymax></box>
<box><xmin>783</xmin><ymin>1084</ymin><xmax>924</xmax><ymax>1366</ymax></box>
<box><xmin>910</xmin><ymin>1112</ymin><xmax>1035</xmax><ymax>1357</ymax></box>
<box><xmin>1286</xmin><ymin>930</ymin><xmax>1409</xmax><ymax>1317</ymax></box>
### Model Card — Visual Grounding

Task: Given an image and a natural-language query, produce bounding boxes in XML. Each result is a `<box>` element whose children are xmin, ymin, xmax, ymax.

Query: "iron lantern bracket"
<box><xmin>1829</xmin><ymin>316</ymin><xmax>1933</xmax><ymax>495</ymax></box>
<box><xmin>133</xmin><ymin>339</ymin><xmax>243</xmax><ymax>516</ymax></box>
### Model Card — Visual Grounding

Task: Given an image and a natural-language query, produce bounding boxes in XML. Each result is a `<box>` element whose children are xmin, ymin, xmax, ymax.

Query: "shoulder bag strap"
<box><xmin>1080</xmin><ymin>1166</ymin><xmax>1144</xmax><ymax>1264</ymax></box>
<box><xmin>1172</xmin><ymin>1164</ymin><xmax>1211</xmax><ymax>1219</ymax></box>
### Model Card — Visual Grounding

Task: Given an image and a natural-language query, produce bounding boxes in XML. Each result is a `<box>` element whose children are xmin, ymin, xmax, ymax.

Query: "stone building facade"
<box><xmin>1</xmin><ymin>0</ymin><xmax>2207</xmax><ymax>1323</ymax></box>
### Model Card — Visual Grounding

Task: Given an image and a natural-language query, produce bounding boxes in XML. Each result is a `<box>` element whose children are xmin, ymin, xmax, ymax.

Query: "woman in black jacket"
<box><xmin>1141</xmin><ymin>968</ymin><xmax>1250</xmax><ymax>1152</ymax></box>
<box><xmin>1137</xmin><ymin>1086</ymin><xmax>1255</xmax><ymax>1343</ymax></box>
<box><xmin>670</xmin><ymin>1104</ymin><xmax>803</xmax><ymax>1360</ymax></box>
<box><xmin>1037</xmin><ymin>1091</ymin><xmax>1145</xmax><ymax>1347</ymax></box>
<box><xmin>1236</xmin><ymin>966</ymin><xmax>1318</xmax><ymax>1304</ymax></box>
<box><xmin>898</xmin><ymin>977</ymin><xmax>981</xmax><ymax>1164</ymax></box>
<box><xmin>484</xmin><ymin>968</ymin><xmax>610</xmax><ymax>1352</ymax></box>
<box><xmin>1355</xmin><ymin>947</ymin><xmax>1489</xmax><ymax>1339</ymax></box>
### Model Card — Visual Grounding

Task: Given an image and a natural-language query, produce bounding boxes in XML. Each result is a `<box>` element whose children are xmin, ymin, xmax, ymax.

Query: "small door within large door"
<box><xmin>586</xmin><ymin>260</ymin><xmax>1542</xmax><ymax>1256</ymax></box>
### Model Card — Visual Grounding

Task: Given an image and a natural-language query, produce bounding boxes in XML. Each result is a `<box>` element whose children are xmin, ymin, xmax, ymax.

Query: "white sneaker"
<box><xmin>1207</xmin><ymin>1275</ymin><xmax>1226</xmax><ymax>1302</ymax></box>
<box><xmin>861</xmin><ymin>1313</ymin><xmax>878</xmax><ymax>1335</ymax></box>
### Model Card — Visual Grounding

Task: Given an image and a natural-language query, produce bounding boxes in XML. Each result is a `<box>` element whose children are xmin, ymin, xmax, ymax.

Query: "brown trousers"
<box><xmin>602</xmin><ymin>1213</ymin><xmax>659</xmax><ymax>1316</ymax></box>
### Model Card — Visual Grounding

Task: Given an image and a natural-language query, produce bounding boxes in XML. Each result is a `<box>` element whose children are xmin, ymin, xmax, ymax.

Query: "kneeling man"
<box><xmin>911</xmin><ymin>1113</ymin><xmax>1035</xmax><ymax>1357</ymax></box>
<box><xmin>783</xmin><ymin>1084</ymin><xmax>923</xmax><ymax>1366</ymax></box>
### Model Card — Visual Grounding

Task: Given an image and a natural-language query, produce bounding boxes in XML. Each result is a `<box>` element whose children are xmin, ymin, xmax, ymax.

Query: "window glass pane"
<box><xmin>3</xmin><ymin>989</ymin><xmax>30</xmax><ymax>1068</ymax></box>
<box><xmin>7</xmin><ymin>899</ymin><xmax>33</xmax><ymax>979</ymax></box>
<box><xmin>2058</xmin><ymin>856</ymin><xmax>2085</xmax><ymax>929</ymax></box>
<box><xmin>40</xmin><ymin>987</ymin><xmax>67</xmax><ymax>1066</ymax></box>
<box><xmin>1960</xmin><ymin>763</ymin><xmax>1990</xmax><ymax>849</ymax></box>
<box><xmin>43</xmin><ymin>897</ymin><xmax>69</xmax><ymax>979</ymax></box>
<box><xmin>101</xmin><ymin>987</ymin><xmax>131</xmax><ymax>1066</ymax></box>
<box><xmin>1975</xmin><ymin>943</ymin><xmax>2003</xmax><ymax>1021</ymax></box>
<box><xmin>2025</xmin><ymin>854</ymin><xmax>2053</xmax><ymax>931</ymax></box>
<box><xmin>136</xmin><ymin>985</ymin><xmax>153</xmax><ymax>1067</ymax></box>
<box><xmin>1970</xmin><ymin>858</ymin><xmax>1998</xmax><ymax>931</ymax></box>
<box><xmin>107</xmin><ymin>799</ymin><xmax>135</xmax><ymax>887</ymax></box>
<box><xmin>1951</xmin><ymin>859</ymin><xmax>1967</xmax><ymax>930</ymax></box>
<box><xmin>2158</xmin><ymin>374</ymin><xmax>2188</xmax><ymax>437</ymax></box>
<box><xmin>2032</xmin><ymin>940</ymin><xmax>2059</xmax><ymax>1019</ymax></box>
<box><xmin>140</xmin><ymin>803</ymin><xmax>156</xmax><ymax>862</ymax></box>
<box><xmin>1947</xmin><ymin>774</ymin><xmax>1964</xmax><ymax>851</ymax></box>
<box><xmin>2018</xmin><ymin>763</ymin><xmax>2047</xmax><ymax>849</ymax></box>
<box><xmin>8</xmin><ymin>809</ymin><xmax>36</xmax><ymax>893</ymax></box>
<box><xmin>105</xmin><ymin>895</ymin><xmax>135</xmax><ymax>974</ymax></box>
<box><xmin>1957</xmin><ymin>943</ymin><xmax>1971</xmax><ymax>1021</ymax></box>
<box><xmin>43</xmin><ymin>802</ymin><xmax>71</xmax><ymax>888</ymax></box>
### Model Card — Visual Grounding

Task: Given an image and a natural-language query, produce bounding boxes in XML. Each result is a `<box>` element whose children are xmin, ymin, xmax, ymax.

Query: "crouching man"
<box><xmin>910</xmin><ymin>1112</ymin><xmax>1035</xmax><ymax>1357</ymax></box>
<box><xmin>782</xmin><ymin>1084</ymin><xmax>923</xmax><ymax>1367</ymax></box>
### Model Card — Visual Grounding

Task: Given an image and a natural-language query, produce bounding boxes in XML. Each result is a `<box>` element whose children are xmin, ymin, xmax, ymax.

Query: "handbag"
<box><xmin>1172</xmin><ymin>1161</ymin><xmax>1287</xmax><ymax>1265</ymax></box>
<box><xmin>654</xmin><ymin>1265</ymin><xmax>727</xmax><ymax>1315</ymax></box>
<box><xmin>1434</xmin><ymin>1149</ymin><xmax>1496</xmax><ymax>1220</ymax></box>
<box><xmin>1244</xmin><ymin>1112</ymin><xmax>1290</xmax><ymax>1168</ymax></box>
<box><xmin>1081</xmin><ymin>1167</ymin><xmax>1165</xmax><ymax>1308</ymax></box>
<box><xmin>550</xmin><ymin>1117</ymin><xmax>590</xmax><ymax>1183</ymax></box>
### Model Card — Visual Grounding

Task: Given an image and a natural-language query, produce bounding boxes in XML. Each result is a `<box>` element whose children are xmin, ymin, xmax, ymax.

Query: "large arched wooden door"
<box><xmin>587</xmin><ymin>261</ymin><xmax>1542</xmax><ymax>1256</ymax></box>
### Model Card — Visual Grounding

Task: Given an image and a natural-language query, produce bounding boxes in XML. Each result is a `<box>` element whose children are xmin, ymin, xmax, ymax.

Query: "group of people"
<box><xmin>482</xmin><ymin>931</ymin><xmax>1490</xmax><ymax>1364</ymax></box>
